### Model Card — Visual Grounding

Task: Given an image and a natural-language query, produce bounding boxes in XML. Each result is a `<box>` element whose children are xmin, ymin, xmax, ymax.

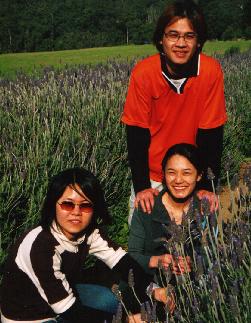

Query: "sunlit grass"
<box><xmin>0</xmin><ymin>40</ymin><xmax>250</xmax><ymax>79</ymax></box>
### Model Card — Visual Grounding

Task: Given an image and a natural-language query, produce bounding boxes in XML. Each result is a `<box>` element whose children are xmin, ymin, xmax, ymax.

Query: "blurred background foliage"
<box><xmin>0</xmin><ymin>0</ymin><xmax>250</xmax><ymax>53</ymax></box>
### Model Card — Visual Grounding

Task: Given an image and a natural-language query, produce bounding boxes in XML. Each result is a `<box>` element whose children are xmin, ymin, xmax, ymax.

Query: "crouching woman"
<box><xmin>0</xmin><ymin>168</ymin><xmax>168</xmax><ymax>323</ymax></box>
<box><xmin>128</xmin><ymin>143</ymin><xmax>209</xmax><ymax>319</ymax></box>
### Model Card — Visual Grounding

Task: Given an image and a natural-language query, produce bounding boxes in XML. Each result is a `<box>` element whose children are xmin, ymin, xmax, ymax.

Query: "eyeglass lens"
<box><xmin>165</xmin><ymin>31</ymin><xmax>196</xmax><ymax>41</ymax></box>
<box><xmin>59</xmin><ymin>201</ymin><xmax>93</xmax><ymax>213</ymax></box>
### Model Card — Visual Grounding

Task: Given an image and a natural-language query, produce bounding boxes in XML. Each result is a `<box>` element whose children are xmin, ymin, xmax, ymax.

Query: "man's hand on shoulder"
<box><xmin>135</xmin><ymin>188</ymin><xmax>159</xmax><ymax>214</ymax></box>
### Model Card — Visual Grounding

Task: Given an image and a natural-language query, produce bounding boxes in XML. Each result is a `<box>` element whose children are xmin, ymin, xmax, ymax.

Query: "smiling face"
<box><xmin>164</xmin><ymin>154</ymin><xmax>201</xmax><ymax>200</ymax></box>
<box><xmin>55</xmin><ymin>185</ymin><xmax>93</xmax><ymax>240</ymax></box>
<box><xmin>161</xmin><ymin>18</ymin><xmax>199</xmax><ymax>72</ymax></box>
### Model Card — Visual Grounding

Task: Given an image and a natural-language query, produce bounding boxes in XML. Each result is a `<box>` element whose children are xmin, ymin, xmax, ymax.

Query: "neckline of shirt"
<box><xmin>160</xmin><ymin>52</ymin><xmax>200</xmax><ymax>94</ymax></box>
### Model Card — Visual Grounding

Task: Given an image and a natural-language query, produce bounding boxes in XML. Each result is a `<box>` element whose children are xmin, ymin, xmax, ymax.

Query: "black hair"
<box><xmin>162</xmin><ymin>143</ymin><xmax>202</xmax><ymax>175</ymax></box>
<box><xmin>153</xmin><ymin>0</ymin><xmax>207</xmax><ymax>52</ymax></box>
<box><xmin>40</xmin><ymin>168</ymin><xmax>111</xmax><ymax>229</ymax></box>
<box><xmin>161</xmin><ymin>143</ymin><xmax>202</xmax><ymax>202</ymax></box>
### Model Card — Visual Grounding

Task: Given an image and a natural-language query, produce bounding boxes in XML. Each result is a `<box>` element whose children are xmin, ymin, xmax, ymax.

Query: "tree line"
<box><xmin>0</xmin><ymin>0</ymin><xmax>250</xmax><ymax>53</ymax></box>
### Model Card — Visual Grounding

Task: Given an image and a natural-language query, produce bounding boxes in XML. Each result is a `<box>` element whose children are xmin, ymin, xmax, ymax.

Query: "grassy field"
<box><xmin>0</xmin><ymin>48</ymin><xmax>250</xmax><ymax>320</ymax></box>
<box><xmin>0</xmin><ymin>39</ymin><xmax>250</xmax><ymax>79</ymax></box>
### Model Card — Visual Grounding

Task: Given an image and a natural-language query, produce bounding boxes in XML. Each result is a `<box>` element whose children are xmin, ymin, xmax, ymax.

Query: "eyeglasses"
<box><xmin>58</xmin><ymin>201</ymin><xmax>93</xmax><ymax>213</ymax></box>
<box><xmin>164</xmin><ymin>31</ymin><xmax>197</xmax><ymax>43</ymax></box>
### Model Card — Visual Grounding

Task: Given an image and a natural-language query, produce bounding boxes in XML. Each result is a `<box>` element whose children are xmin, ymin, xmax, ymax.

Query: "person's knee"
<box><xmin>76</xmin><ymin>283</ymin><xmax>118</xmax><ymax>313</ymax></box>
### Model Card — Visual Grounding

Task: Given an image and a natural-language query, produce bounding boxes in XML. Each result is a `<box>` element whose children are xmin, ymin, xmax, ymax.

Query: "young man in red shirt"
<box><xmin>121</xmin><ymin>0</ymin><xmax>227</xmax><ymax>223</ymax></box>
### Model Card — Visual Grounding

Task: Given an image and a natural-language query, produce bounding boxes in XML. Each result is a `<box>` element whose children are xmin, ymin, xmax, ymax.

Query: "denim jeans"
<box><xmin>43</xmin><ymin>283</ymin><xmax>118</xmax><ymax>323</ymax></box>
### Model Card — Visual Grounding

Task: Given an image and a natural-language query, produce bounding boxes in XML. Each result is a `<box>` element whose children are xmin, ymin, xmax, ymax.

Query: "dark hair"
<box><xmin>161</xmin><ymin>143</ymin><xmax>202</xmax><ymax>175</ymax></box>
<box><xmin>153</xmin><ymin>0</ymin><xmax>207</xmax><ymax>52</ymax></box>
<box><xmin>40</xmin><ymin>168</ymin><xmax>111</xmax><ymax>229</ymax></box>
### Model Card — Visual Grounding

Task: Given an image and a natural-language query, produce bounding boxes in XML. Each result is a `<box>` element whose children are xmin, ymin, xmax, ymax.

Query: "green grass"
<box><xmin>203</xmin><ymin>39</ymin><xmax>251</xmax><ymax>55</ymax></box>
<box><xmin>0</xmin><ymin>40</ymin><xmax>251</xmax><ymax>79</ymax></box>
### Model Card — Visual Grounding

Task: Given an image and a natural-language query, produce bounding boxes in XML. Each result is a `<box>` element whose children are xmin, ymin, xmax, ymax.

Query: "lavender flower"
<box><xmin>165</xmin><ymin>284</ymin><xmax>174</xmax><ymax>298</ymax></box>
<box><xmin>215</xmin><ymin>179</ymin><xmax>223</xmax><ymax>195</ymax></box>
<box><xmin>209</xmin><ymin>212</ymin><xmax>218</xmax><ymax>232</ymax></box>
<box><xmin>195</xmin><ymin>209</ymin><xmax>202</xmax><ymax>229</ymax></box>
<box><xmin>230</xmin><ymin>173</ymin><xmax>239</xmax><ymax>191</ymax></box>
<box><xmin>207</xmin><ymin>167</ymin><xmax>215</xmax><ymax>181</ymax></box>
<box><xmin>173</xmin><ymin>309</ymin><xmax>182</xmax><ymax>320</ymax></box>
<box><xmin>230</xmin><ymin>251</ymin><xmax>238</xmax><ymax>269</ymax></box>
<box><xmin>163</xmin><ymin>267</ymin><xmax>172</xmax><ymax>283</ymax></box>
<box><xmin>211</xmin><ymin>276</ymin><xmax>218</xmax><ymax>302</ymax></box>
<box><xmin>145</xmin><ymin>301</ymin><xmax>153</xmax><ymax>321</ymax></box>
<box><xmin>128</xmin><ymin>269</ymin><xmax>134</xmax><ymax>288</ymax></box>
<box><xmin>112</xmin><ymin>302</ymin><xmax>123</xmax><ymax>323</ymax></box>
<box><xmin>229</xmin><ymin>295</ymin><xmax>240</xmax><ymax>316</ymax></box>
<box><xmin>111</xmin><ymin>284</ymin><xmax>122</xmax><ymax>302</ymax></box>
<box><xmin>146</xmin><ymin>282</ymin><xmax>154</xmax><ymax>299</ymax></box>
<box><xmin>140</xmin><ymin>303</ymin><xmax>147</xmax><ymax>321</ymax></box>
<box><xmin>195</xmin><ymin>254</ymin><xmax>204</xmax><ymax>279</ymax></box>
<box><xmin>201</xmin><ymin>198</ymin><xmax>211</xmax><ymax>217</ymax></box>
<box><xmin>231</xmin><ymin>280</ymin><xmax>239</xmax><ymax>297</ymax></box>
<box><xmin>233</xmin><ymin>236</ymin><xmax>244</xmax><ymax>264</ymax></box>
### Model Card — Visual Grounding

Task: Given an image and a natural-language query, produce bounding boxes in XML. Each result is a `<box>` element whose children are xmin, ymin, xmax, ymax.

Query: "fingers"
<box><xmin>167</xmin><ymin>292</ymin><xmax>176</xmax><ymax>314</ymax></box>
<box><xmin>171</xmin><ymin>256</ymin><xmax>192</xmax><ymax>274</ymax></box>
<box><xmin>134</xmin><ymin>188</ymin><xmax>159</xmax><ymax>214</ymax></box>
<box><xmin>210</xmin><ymin>195</ymin><xmax>218</xmax><ymax>213</ymax></box>
<box><xmin>153</xmin><ymin>288</ymin><xmax>176</xmax><ymax>313</ymax></box>
<box><xmin>161</xmin><ymin>254</ymin><xmax>173</xmax><ymax>269</ymax></box>
<box><xmin>127</xmin><ymin>313</ymin><xmax>145</xmax><ymax>323</ymax></box>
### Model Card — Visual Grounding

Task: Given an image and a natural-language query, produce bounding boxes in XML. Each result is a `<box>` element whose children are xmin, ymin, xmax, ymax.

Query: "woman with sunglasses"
<box><xmin>0</xmin><ymin>168</ymin><xmax>170</xmax><ymax>323</ymax></box>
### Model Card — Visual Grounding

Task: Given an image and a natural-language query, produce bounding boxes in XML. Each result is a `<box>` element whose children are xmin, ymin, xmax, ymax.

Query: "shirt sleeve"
<box><xmin>126</xmin><ymin>125</ymin><xmax>151</xmax><ymax>193</ymax></box>
<box><xmin>87</xmin><ymin>229</ymin><xmax>127</xmax><ymax>268</ymax></box>
<box><xmin>199</xmin><ymin>64</ymin><xmax>227</xmax><ymax>129</ymax></box>
<box><xmin>196</xmin><ymin>126</ymin><xmax>224</xmax><ymax>190</ymax></box>
<box><xmin>15</xmin><ymin>229</ymin><xmax>76</xmax><ymax>314</ymax></box>
<box><xmin>128</xmin><ymin>210</ymin><xmax>154</xmax><ymax>275</ymax></box>
<box><xmin>121</xmin><ymin>70</ymin><xmax>152</xmax><ymax>128</ymax></box>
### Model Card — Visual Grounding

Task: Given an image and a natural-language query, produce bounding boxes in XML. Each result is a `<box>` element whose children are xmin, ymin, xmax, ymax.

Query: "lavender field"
<box><xmin>0</xmin><ymin>50</ymin><xmax>250</xmax><ymax>321</ymax></box>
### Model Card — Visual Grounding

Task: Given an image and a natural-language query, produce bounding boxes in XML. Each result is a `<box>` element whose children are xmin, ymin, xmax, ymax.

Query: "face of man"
<box><xmin>160</xmin><ymin>18</ymin><xmax>199</xmax><ymax>74</ymax></box>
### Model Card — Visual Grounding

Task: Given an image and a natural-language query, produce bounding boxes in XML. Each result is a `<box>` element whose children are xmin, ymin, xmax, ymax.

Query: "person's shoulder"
<box><xmin>23</xmin><ymin>226</ymin><xmax>57</xmax><ymax>255</ymax></box>
<box><xmin>10</xmin><ymin>226</ymin><xmax>53</xmax><ymax>264</ymax></box>
<box><xmin>133</xmin><ymin>191</ymin><xmax>163</xmax><ymax>221</ymax></box>
<box><xmin>199</xmin><ymin>53</ymin><xmax>222</xmax><ymax>73</ymax></box>
<box><xmin>132</xmin><ymin>53</ymin><xmax>161</xmax><ymax>77</ymax></box>
<box><xmin>34</xmin><ymin>227</ymin><xmax>56</xmax><ymax>244</ymax></box>
<box><xmin>15</xmin><ymin>226</ymin><xmax>43</xmax><ymax>247</ymax></box>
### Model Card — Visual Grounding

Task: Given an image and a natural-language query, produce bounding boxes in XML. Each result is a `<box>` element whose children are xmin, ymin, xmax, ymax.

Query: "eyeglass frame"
<box><xmin>57</xmin><ymin>201</ymin><xmax>93</xmax><ymax>213</ymax></box>
<box><xmin>163</xmin><ymin>31</ymin><xmax>197</xmax><ymax>43</ymax></box>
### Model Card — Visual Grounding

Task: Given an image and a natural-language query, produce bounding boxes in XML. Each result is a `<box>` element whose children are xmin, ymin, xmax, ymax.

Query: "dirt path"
<box><xmin>218</xmin><ymin>161</ymin><xmax>250</xmax><ymax>222</ymax></box>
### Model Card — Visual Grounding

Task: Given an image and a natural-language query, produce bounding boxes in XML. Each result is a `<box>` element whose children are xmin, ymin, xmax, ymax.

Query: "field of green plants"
<box><xmin>0</xmin><ymin>47</ymin><xmax>250</xmax><ymax>321</ymax></box>
<box><xmin>0</xmin><ymin>39</ymin><xmax>251</xmax><ymax>79</ymax></box>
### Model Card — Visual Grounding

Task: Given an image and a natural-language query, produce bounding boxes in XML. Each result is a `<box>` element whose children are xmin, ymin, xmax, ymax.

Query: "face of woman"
<box><xmin>164</xmin><ymin>154</ymin><xmax>201</xmax><ymax>200</ymax></box>
<box><xmin>55</xmin><ymin>185</ymin><xmax>93</xmax><ymax>240</ymax></box>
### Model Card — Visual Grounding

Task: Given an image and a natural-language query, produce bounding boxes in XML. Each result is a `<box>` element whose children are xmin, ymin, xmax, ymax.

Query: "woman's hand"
<box><xmin>134</xmin><ymin>188</ymin><xmax>159</xmax><ymax>214</ymax></box>
<box><xmin>197</xmin><ymin>190</ymin><xmax>218</xmax><ymax>212</ymax></box>
<box><xmin>153</xmin><ymin>287</ymin><xmax>176</xmax><ymax>314</ymax></box>
<box><xmin>127</xmin><ymin>313</ymin><xmax>145</xmax><ymax>322</ymax></box>
<box><xmin>172</xmin><ymin>256</ymin><xmax>192</xmax><ymax>275</ymax></box>
<box><xmin>149</xmin><ymin>254</ymin><xmax>192</xmax><ymax>274</ymax></box>
<box><xmin>149</xmin><ymin>254</ymin><xmax>173</xmax><ymax>270</ymax></box>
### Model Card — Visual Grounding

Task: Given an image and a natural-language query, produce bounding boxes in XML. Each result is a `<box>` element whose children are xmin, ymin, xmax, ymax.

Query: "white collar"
<box><xmin>50</xmin><ymin>220</ymin><xmax>86</xmax><ymax>252</ymax></box>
